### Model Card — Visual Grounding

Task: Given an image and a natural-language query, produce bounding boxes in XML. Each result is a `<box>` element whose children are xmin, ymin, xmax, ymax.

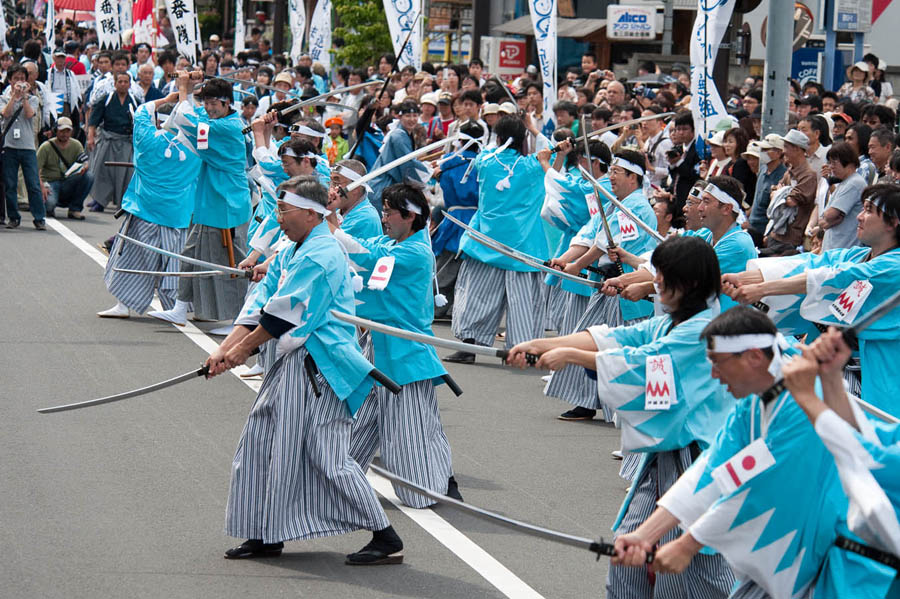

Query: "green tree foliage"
<box><xmin>332</xmin><ymin>0</ymin><xmax>393</xmax><ymax>67</ymax></box>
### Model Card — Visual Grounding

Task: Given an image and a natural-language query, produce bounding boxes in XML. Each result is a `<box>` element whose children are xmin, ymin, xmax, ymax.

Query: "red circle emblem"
<box><xmin>741</xmin><ymin>456</ymin><xmax>756</xmax><ymax>471</ymax></box>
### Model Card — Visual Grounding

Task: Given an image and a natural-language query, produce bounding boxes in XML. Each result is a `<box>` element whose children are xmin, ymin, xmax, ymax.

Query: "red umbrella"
<box><xmin>55</xmin><ymin>0</ymin><xmax>95</xmax><ymax>10</ymax></box>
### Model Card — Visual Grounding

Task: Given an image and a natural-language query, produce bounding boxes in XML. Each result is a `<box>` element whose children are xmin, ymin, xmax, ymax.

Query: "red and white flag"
<box><xmin>712</xmin><ymin>438</ymin><xmax>776</xmax><ymax>495</ymax></box>
<box><xmin>367</xmin><ymin>256</ymin><xmax>396</xmax><ymax>290</ymax></box>
<box><xmin>132</xmin><ymin>0</ymin><xmax>159</xmax><ymax>45</ymax></box>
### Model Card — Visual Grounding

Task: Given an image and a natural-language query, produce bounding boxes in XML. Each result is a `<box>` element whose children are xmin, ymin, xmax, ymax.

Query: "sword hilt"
<box><xmin>370</xmin><ymin>368</ymin><xmax>402</xmax><ymax>395</ymax></box>
<box><xmin>543</xmin><ymin>260</ymin><xmax>592</xmax><ymax>280</ymax></box>
<box><xmin>496</xmin><ymin>350</ymin><xmax>539</xmax><ymax>366</ymax></box>
<box><xmin>589</xmin><ymin>539</ymin><xmax>655</xmax><ymax>563</ymax></box>
<box><xmin>751</xmin><ymin>301</ymin><xmax>769</xmax><ymax>313</ymax></box>
<box><xmin>613</xmin><ymin>260</ymin><xmax>625</xmax><ymax>277</ymax></box>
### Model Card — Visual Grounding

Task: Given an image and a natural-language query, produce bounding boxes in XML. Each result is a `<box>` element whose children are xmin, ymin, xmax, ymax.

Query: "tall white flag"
<box><xmin>689</xmin><ymin>0</ymin><xmax>736</xmax><ymax>146</ymax></box>
<box><xmin>165</xmin><ymin>0</ymin><xmax>199</xmax><ymax>62</ymax></box>
<box><xmin>289</xmin><ymin>0</ymin><xmax>307</xmax><ymax>65</ymax></box>
<box><xmin>308</xmin><ymin>0</ymin><xmax>331</xmax><ymax>72</ymax></box>
<box><xmin>119</xmin><ymin>0</ymin><xmax>133</xmax><ymax>35</ymax></box>
<box><xmin>234</xmin><ymin>0</ymin><xmax>245</xmax><ymax>54</ymax></box>
<box><xmin>45</xmin><ymin>0</ymin><xmax>55</xmax><ymax>50</ymax></box>
<box><xmin>383</xmin><ymin>0</ymin><xmax>422</xmax><ymax>70</ymax></box>
<box><xmin>0</xmin><ymin>1</ymin><xmax>9</xmax><ymax>51</ymax></box>
<box><xmin>529</xmin><ymin>0</ymin><xmax>557</xmax><ymax>137</ymax></box>
<box><xmin>95</xmin><ymin>0</ymin><xmax>122</xmax><ymax>49</ymax></box>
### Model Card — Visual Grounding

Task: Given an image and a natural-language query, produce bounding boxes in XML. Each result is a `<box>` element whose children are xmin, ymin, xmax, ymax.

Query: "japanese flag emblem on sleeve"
<box><xmin>644</xmin><ymin>354</ymin><xmax>675</xmax><ymax>410</ymax></box>
<box><xmin>367</xmin><ymin>256</ymin><xmax>395</xmax><ymax>290</ymax></box>
<box><xmin>711</xmin><ymin>438</ymin><xmax>776</xmax><ymax>495</ymax></box>
<box><xmin>197</xmin><ymin>122</ymin><xmax>210</xmax><ymax>150</ymax></box>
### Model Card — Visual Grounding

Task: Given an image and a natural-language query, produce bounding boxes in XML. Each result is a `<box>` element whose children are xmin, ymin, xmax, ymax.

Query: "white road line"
<box><xmin>47</xmin><ymin>217</ymin><xmax>544</xmax><ymax>599</ymax></box>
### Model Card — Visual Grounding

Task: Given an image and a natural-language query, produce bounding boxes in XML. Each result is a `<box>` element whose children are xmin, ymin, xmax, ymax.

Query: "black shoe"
<box><xmin>88</xmin><ymin>201</ymin><xmax>104</xmax><ymax>213</ymax></box>
<box><xmin>443</xmin><ymin>338</ymin><xmax>477</xmax><ymax>364</ymax></box>
<box><xmin>5</xmin><ymin>218</ymin><xmax>20</xmax><ymax>229</ymax></box>
<box><xmin>33</xmin><ymin>220</ymin><xmax>46</xmax><ymax>231</ymax></box>
<box><xmin>558</xmin><ymin>406</ymin><xmax>597</xmax><ymax>421</ymax></box>
<box><xmin>446</xmin><ymin>476</ymin><xmax>463</xmax><ymax>501</ymax></box>
<box><xmin>223</xmin><ymin>539</ymin><xmax>284</xmax><ymax>559</ymax></box>
<box><xmin>346</xmin><ymin>526</ymin><xmax>403</xmax><ymax>565</ymax></box>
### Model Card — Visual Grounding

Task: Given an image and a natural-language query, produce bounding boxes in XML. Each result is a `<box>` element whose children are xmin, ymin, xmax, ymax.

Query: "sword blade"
<box><xmin>331</xmin><ymin>311</ymin><xmax>504</xmax><ymax>359</ymax></box>
<box><xmin>850</xmin><ymin>287</ymin><xmax>900</xmax><ymax>336</ymax></box>
<box><xmin>370</xmin><ymin>464</ymin><xmax>625</xmax><ymax>558</ymax></box>
<box><xmin>441</xmin><ymin>211</ymin><xmax>603</xmax><ymax>289</ymax></box>
<box><xmin>346</xmin><ymin>135</ymin><xmax>459</xmax><ymax>193</ymax></box>
<box><xmin>577</xmin><ymin>165</ymin><xmax>665</xmax><ymax>243</ymax></box>
<box><xmin>38</xmin><ymin>367</ymin><xmax>207</xmax><ymax>413</ymax></box>
<box><xmin>116</xmin><ymin>234</ymin><xmax>250</xmax><ymax>277</ymax></box>
<box><xmin>113</xmin><ymin>267</ymin><xmax>230</xmax><ymax>278</ymax></box>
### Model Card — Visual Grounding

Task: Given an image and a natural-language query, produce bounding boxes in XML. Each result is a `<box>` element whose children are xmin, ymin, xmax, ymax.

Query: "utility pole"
<box><xmin>761</xmin><ymin>0</ymin><xmax>792</xmax><ymax>136</ymax></box>
<box><xmin>661</xmin><ymin>0</ymin><xmax>673</xmax><ymax>56</ymax></box>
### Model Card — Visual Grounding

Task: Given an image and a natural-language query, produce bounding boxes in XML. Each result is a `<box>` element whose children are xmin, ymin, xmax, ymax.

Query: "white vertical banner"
<box><xmin>529</xmin><ymin>0</ymin><xmax>557</xmax><ymax>137</ymax></box>
<box><xmin>0</xmin><ymin>1</ymin><xmax>9</xmax><ymax>51</ymax></box>
<box><xmin>689</xmin><ymin>0</ymin><xmax>736</xmax><ymax>145</ymax></box>
<box><xmin>165</xmin><ymin>0</ymin><xmax>199</xmax><ymax>62</ymax></box>
<box><xmin>308</xmin><ymin>0</ymin><xmax>331</xmax><ymax>71</ymax></box>
<box><xmin>383</xmin><ymin>0</ymin><xmax>422</xmax><ymax>70</ymax></box>
<box><xmin>119</xmin><ymin>0</ymin><xmax>133</xmax><ymax>35</ymax></box>
<box><xmin>95</xmin><ymin>0</ymin><xmax>122</xmax><ymax>49</ymax></box>
<box><xmin>289</xmin><ymin>0</ymin><xmax>307</xmax><ymax>65</ymax></box>
<box><xmin>45</xmin><ymin>0</ymin><xmax>55</xmax><ymax>50</ymax></box>
<box><xmin>234</xmin><ymin>0</ymin><xmax>245</xmax><ymax>54</ymax></box>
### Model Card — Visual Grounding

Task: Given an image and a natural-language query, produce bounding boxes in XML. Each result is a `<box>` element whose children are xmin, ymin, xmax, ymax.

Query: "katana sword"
<box><xmin>580</xmin><ymin>115</ymin><xmax>622</xmax><ymax>280</ymax></box>
<box><xmin>369</xmin><ymin>464</ymin><xmax>654</xmax><ymax>562</ymax></box>
<box><xmin>331</xmin><ymin>311</ymin><xmax>539</xmax><ymax>365</ymax></box>
<box><xmin>441</xmin><ymin>211</ymin><xmax>604</xmax><ymax>289</ymax></box>
<box><xmin>577</xmin><ymin>164</ymin><xmax>666</xmax><ymax>243</ymax></box>
<box><xmin>341</xmin><ymin>135</ymin><xmax>459</xmax><ymax>196</ymax></box>
<box><xmin>114</xmin><ymin>267</ymin><xmax>230</xmax><ymax>278</ymax></box>
<box><xmin>240</xmin><ymin>81</ymin><xmax>376</xmax><ymax>134</ymax></box>
<box><xmin>761</xmin><ymin>287</ymin><xmax>900</xmax><ymax>405</ymax></box>
<box><xmin>38</xmin><ymin>366</ymin><xmax>209</xmax><ymax>413</ymax></box>
<box><xmin>116</xmin><ymin>233</ymin><xmax>251</xmax><ymax>278</ymax></box>
<box><xmin>104</xmin><ymin>161</ymin><xmax>134</xmax><ymax>168</ymax></box>
<box><xmin>551</xmin><ymin>112</ymin><xmax>675</xmax><ymax>154</ymax></box>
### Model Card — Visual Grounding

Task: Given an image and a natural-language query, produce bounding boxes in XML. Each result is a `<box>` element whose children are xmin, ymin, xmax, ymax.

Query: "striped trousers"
<box><xmin>177</xmin><ymin>223</ymin><xmax>249</xmax><ymax>322</ymax></box>
<box><xmin>606</xmin><ymin>449</ymin><xmax>735</xmax><ymax>599</ymax></box>
<box><xmin>225</xmin><ymin>348</ymin><xmax>390</xmax><ymax>543</ymax></box>
<box><xmin>544</xmin><ymin>291</ymin><xmax>626</xmax><ymax>420</ymax></box>
<box><xmin>451</xmin><ymin>258</ymin><xmax>547</xmax><ymax>348</ymax></box>
<box><xmin>350</xmin><ymin>331</ymin><xmax>453</xmax><ymax>508</ymax></box>
<box><xmin>728</xmin><ymin>580</ymin><xmax>771</xmax><ymax>599</ymax></box>
<box><xmin>104</xmin><ymin>214</ymin><xmax>186</xmax><ymax>313</ymax></box>
<box><xmin>544</xmin><ymin>283</ymin><xmax>568</xmax><ymax>333</ymax></box>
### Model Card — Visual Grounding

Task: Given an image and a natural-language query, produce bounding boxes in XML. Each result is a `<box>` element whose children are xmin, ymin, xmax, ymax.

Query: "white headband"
<box><xmin>611</xmin><ymin>156</ymin><xmax>645</xmax><ymax>176</ymax></box>
<box><xmin>277</xmin><ymin>190</ymin><xmax>331</xmax><ymax>216</ymax></box>
<box><xmin>704</xmin><ymin>183</ymin><xmax>747</xmax><ymax>224</ymax></box>
<box><xmin>291</xmin><ymin>124</ymin><xmax>325</xmax><ymax>138</ymax></box>
<box><xmin>282</xmin><ymin>147</ymin><xmax>319</xmax><ymax>161</ymax></box>
<box><xmin>710</xmin><ymin>333</ymin><xmax>788</xmax><ymax>377</ymax></box>
<box><xmin>403</xmin><ymin>200</ymin><xmax>423</xmax><ymax>215</ymax></box>
<box><xmin>336</xmin><ymin>165</ymin><xmax>373</xmax><ymax>193</ymax></box>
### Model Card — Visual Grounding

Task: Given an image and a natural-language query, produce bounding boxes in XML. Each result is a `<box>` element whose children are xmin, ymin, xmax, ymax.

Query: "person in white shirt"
<box><xmin>641</xmin><ymin>106</ymin><xmax>672</xmax><ymax>188</ymax></box>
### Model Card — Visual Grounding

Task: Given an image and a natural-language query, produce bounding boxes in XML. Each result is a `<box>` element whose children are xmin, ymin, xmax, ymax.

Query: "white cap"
<box><xmin>498</xmin><ymin>102</ymin><xmax>517</xmax><ymax>114</ymax></box>
<box><xmin>420</xmin><ymin>92</ymin><xmax>438</xmax><ymax>106</ymax></box>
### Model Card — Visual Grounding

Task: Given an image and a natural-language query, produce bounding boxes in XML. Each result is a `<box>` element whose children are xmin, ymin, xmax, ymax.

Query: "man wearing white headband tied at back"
<box><xmin>207</xmin><ymin>175</ymin><xmax>406</xmax><ymax>566</ymax></box>
<box><xmin>290</xmin><ymin>118</ymin><xmax>332</xmax><ymax>186</ymax></box>
<box><xmin>327</xmin><ymin>158</ymin><xmax>382</xmax><ymax>238</ymax></box>
<box><xmin>614</xmin><ymin>307</ymin><xmax>886</xmax><ymax>599</ymax></box>
<box><xmin>331</xmin><ymin>182</ymin><xmax>461</xmax><ymax>508</ymax></box>
<box><xmin>148</xmin><ymin>71</ymin><xmax>252</xmax><ymax>329</ymax></box>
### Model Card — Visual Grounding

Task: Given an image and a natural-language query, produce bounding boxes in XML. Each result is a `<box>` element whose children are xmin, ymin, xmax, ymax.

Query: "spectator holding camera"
<box><xmin>1</xmin><ymin>65</ymin><xmax>43</xmax><ymax>229</ymax></box>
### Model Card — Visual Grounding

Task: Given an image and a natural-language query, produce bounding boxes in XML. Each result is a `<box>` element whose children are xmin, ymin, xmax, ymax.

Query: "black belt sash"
<box><xmin>835</xmin><ymin>535</ymin><xmax>900</xmax><ymax>571</ymax></box>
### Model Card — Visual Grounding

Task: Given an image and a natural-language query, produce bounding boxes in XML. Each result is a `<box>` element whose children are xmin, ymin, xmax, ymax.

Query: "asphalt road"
<box><xmin>1</xmin><ymin>212</ymin><xmax>630</xmax><ymax>599</ymax></box>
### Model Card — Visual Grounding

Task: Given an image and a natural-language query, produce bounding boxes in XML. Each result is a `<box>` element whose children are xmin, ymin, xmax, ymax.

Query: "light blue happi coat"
<box><xmin>121</xmin><ymin>103</ymin><xmax>199</xmax><ymax>229</ymax></box>
<box><xmin>799</xmin><ymin>247</ymin><xmax>900</xmax><ymax>414</ymax></box>
<box><xmin>338</xmin><ymin>228</ymin><xmax>447</xmax><ymax>387</ymax></box>
<box><xmin>247</xmin><ymin>146</ymin><xmax>289</xmax><ymax>254</ymax></box>
<box><xmin>369</xmin><ymin>126</ymin><xmax>426</xmax><ymax>206</ymax></box>
<box><xmin>340</xmin><ymin>199</ymin><xmax>383</xmax><ymax>239</ymax></box>
<box><xmin>714</xmin><ymin>224</ymin><xmax>758</xmax><ymax>311</ymax></box>
<box><xmin>233</xmin><ymin>222</ymin><xmax>375</xmax><ymax>416</ymax></box>
<box><xmin>575</xmin><ymin>187</ymin><xmax>658</xmax><ymax>321</ymax></box>
<box><xmin>588</xmin><ymin>308</ymin><xmax>734</xmax><ymax>529</ymax></box>
<box><xmin>459</xmin><ymin>148</ymin><xmax>549</xmax><ymax>271</ymax></box>
<box><xmin>541</xmin><ymin>166</ymin><xmax>610</xmax><ymax>297</ymax></box>
<box><xmin>660</xmin><ymin>381</ymin><xmax>859</xmax><ymax>599</ymax></box>
<box><xmin>171</xmin><ymin>102</ymin><xmax>251</xmax><ymax>229</ymax></box>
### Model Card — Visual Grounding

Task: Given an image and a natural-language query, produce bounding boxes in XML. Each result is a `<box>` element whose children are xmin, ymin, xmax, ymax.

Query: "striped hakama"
<box><xmin>606</xmin><ymin>449</ymin><xmax>735</xmax><ymax>599</ymax></box>
<box><xmin>350</xmin><ymin>332</ymin><xmax>453</xmax><ymax>508</ymax></box>
<box><xmin>104</xmin><ymin>214</ymin><xmax>186</xmax><ymax>313</ymax></box>
<box><xmin>177</xmin><ymin>223</ymin><xmax>249</xmax><ymax>322</ymax></box>
<box><xmin>89</xmin><ymin>129</ymin><xmax>133</xmax><ymax>208</ymax></box>
<box><xmin>451</xmin><ymin>258</ymin><xmax>547</xmax><ymax>348</ymax></box>
<box><xmin>544</xmin><ymin>283</ymin><xmax>568</xmax><ymax>333</ymax></box>
<box><xmin>544</xmin><ymin>291</ymin><xmax>625</xmax><ymax>421</ymax></box>
<box><xmin>225</xmin><ymin>347</ymin><xmax>390</xmax><ymax>543</ymax></box>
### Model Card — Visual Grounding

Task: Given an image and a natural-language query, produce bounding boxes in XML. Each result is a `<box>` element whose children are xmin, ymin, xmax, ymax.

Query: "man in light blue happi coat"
<box><xmin>99</xmin><ymin>94</ymin><xmax>200</xmax><ymax>317</ymax></box>
<box><xmin>205</xmin><ymin>175</ymin><xmax>405</xmax><ymax>567</ymax></box>
<box><xmin>332</xmin><ymin>183</ymin><xmax>459</xmax><ymax>508</ymax></box>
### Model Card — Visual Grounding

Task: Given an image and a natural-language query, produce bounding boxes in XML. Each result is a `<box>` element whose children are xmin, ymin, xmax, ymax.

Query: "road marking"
<box><xmin>47</xmin><ymin>217</ymin><xmax>544</xmax><ymax>599</ymax></box>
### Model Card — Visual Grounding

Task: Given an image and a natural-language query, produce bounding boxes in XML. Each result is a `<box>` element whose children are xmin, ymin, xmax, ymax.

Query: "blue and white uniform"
<box><xmin>227</xmin><ymin>222</ymin><xmax>390</xmax><ymax>543</ymax></box>
<box><xmin>104</xmin><ymin>103</ymin><xmax>200</xmax><ymax>313</ymax></box>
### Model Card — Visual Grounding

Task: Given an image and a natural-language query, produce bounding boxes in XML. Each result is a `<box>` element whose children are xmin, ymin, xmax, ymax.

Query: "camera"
<box><xmin>665</xmin><ymin>145</ymin><xmax>683</xmax><ymax>160</ymax></box>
